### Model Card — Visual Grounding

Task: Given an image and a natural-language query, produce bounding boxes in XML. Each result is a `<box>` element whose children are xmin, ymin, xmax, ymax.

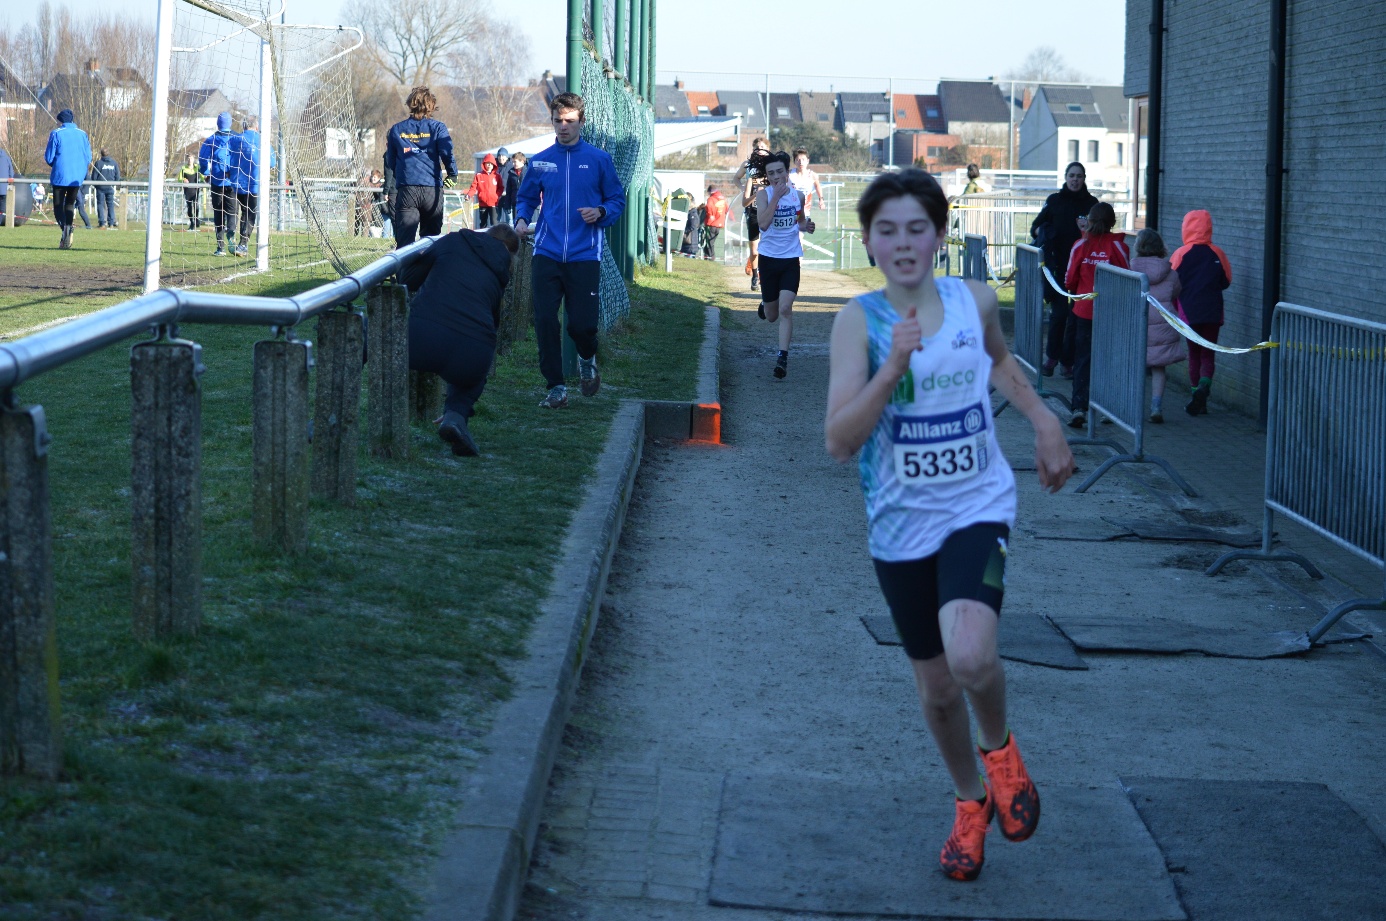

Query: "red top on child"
<box><xmin>1065</xmin><ymin>227</ymin><xmax>1129</xmax><ymax>320</ymax></box>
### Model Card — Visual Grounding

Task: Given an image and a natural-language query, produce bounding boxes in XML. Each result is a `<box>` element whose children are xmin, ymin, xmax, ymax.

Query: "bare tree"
<box><xmin>442</xmin><ymin>16</ymin><xmax>535</xmax><ymax>156</ymax></box>
<box><xmin>343</xmin><ymin>0</ymin><xmax>487</xmax><ymax>86</ymax></box>
<box><xmin>1004</xmin><ymin>46</ymin><xmax>1090</xmax><ymax>84</ymax></box>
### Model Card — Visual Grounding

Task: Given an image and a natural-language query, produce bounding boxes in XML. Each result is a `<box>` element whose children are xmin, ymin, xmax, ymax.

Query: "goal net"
<box><xmin>150</xmin><ymin>0</ymin><xmax>390</xmax><ymax>290</ymax></box>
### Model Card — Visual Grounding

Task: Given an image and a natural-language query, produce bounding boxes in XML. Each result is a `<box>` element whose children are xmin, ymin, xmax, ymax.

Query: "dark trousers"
<box><xmin>236</xmin><ymin>191</ymin><xmax>258</xmax><ymax>243</ymax></box>
<box><xmin>1188</xmin><ymin>323</ymin><xmax>1221</xmax><ymax>385</ymax></box>
<box><xmin>408</xmin><ymin>314</ymin><xmax>494</xmax><ymax>418</ymax></box>
<box><xmin>96</xmin><ymin>187</ymin><xmax>116</xmax><ymax>227</ymax></box>
<box><xmin>74</xmin><ymin>186</ymin><xmax>91</xmax><ymax>228</ymax></box>
<box><xmin>1045</xmin><ymin>288</ymin><xmax>1074</xmax><ymax>366</ymax></box>
<box><xmin>184</xmin><ymin>190</ymin><xmax>200</xmax><ymax>226</ymax></box>
<box><xmin>475</xmin><ymin>205</ymin><xmax>496</xmax><ymax>229</ymax></box>
<box><xmin>1071</xmin><ymin>316</ymin><xmax>1093</xmax><ymax>412</ymax></box>
<box><xmin>211</xmin><ymin>184</ymin><xmax>237</xmax><ymax>243</ymax></box>
<box><xmin>392</xmin><ymin>185</ymin><xmax>444</xmax><ymax>247</ymax></box>
<box><xmin>532</xmin><ymin>254</ymin><xmax>600</xmax><ymax>389</ymax></box>
<box><xmin>53</xmin><ymin>185</ymin><xmax>79</xmax><ymax>230</ymax></box>
<box><xmin>703</xmin><ymin>226</ymin><xmax>720</xmax><ymax>259</ymax></box>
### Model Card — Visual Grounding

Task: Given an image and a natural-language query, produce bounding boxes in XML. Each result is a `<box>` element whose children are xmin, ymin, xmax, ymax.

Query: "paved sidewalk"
<box><xmin>516</xmin><ymin>268</ymin><xmax>1386</xmax><ymax>921</ymax></box>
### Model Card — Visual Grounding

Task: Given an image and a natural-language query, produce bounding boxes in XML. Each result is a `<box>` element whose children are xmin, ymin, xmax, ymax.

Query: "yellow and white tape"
<box><xmin>1042</xmin><ymin>266</ymin><xmax>1096</xmax><ymax>301</ymax></box>
<box><xmin>1144</xmin><ymin>294</ymin><xmax>1278</xmax><ymax>354</ymax></box>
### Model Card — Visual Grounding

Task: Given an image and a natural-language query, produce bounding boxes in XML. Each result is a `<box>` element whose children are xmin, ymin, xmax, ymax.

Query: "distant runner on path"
<box><xmin>825</xmin><ymin>168</ymin><xmax>1074</xmax><ymax>882</ymax></box>
<box><xmin>755</xmin><ymin>150</ymin><xmax>815</xmax><ymax>379</ymax></box>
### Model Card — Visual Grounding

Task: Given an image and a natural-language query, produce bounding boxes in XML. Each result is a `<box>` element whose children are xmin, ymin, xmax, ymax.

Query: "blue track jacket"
<box><xmin>230</xmin><ymin>129</ymin><xmax>274</xmax><ymax>194</ymax></box>
<box><xmin>384</xmin><ymin>117</ymin><xmax>457</xmax><ymax>188</ymax></box>
<box><xmin>45</xmin><ymin>123</ymin><xmax>92</xmax><ymax>188</ymax></box>
<box><xmin>515</xmin><ymin>139</ymin><xmax>625</xmax><ymax>263</ymax></box>
<box><xmin>199</xmin><ymin>130</ymin><xmax>236</xmax><ymax>187</ymax></box>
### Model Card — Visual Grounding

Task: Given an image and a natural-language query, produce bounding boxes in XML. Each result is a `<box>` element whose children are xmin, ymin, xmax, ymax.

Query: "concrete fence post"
<box><xmin>366</xmin><ymin>284</ymin><xmax>410</xmax><ymax>459</ymax></box>
<box><xmin>3</xmin><ymin>181</ymin><xmax>16</xmax><ymax>228</ymax></box>
<box><xmin>312</xmin><ymin>309</ymin><xmax>363</xmax><ymax>504</ymax></box>
<box><xmin>0</xmin><ymin>401</ymin><xmax>62</xmax><ymax>779</ymax></box>
<box><xmin>253</xmin><ymin>337</ymin><xmax>311</xmax><ymax>553</ymax></box>
<box><xmin>130</xmin><ymin>334</ymin><xmax>203</xmax><ymax>638</ymax></box>
<box><xmin>410</xmin><ymin>370</ymin><xmax>442</xmax><ymax>424</ymax></box>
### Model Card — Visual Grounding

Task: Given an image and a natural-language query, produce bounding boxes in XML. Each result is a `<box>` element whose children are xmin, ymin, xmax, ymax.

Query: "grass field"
<box><xmin>0</xmin><ymin>234</ymin><xmax>727</xmax><ymax>920</ymax></box>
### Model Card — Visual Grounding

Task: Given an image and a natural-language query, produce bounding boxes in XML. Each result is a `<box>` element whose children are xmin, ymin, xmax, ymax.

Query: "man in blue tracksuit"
<box><xmin>514</xmin><ymin>92</ymin><xmax>626</xmax><ymax>409</ymax></box>
<box><xmin>383</xmin><ymin>85</ymin><xmax>458</xmax><ymax>248</ymax></box>
<box><xmin>230</xmin><ymin>115</ymin><xmax>273</xmax><ymax>256</ymax></box>
<box><xmin>199</xmin><ymin>112</ymin><xmax>238</xmax><ymax>255</ymax></box>
<box><xmin>90</xmin><ymin>148</ymin><xmax>121</xmax><ymax>228</ymax></box>
<box><xmin>44</xmin><ymin>109</ymin><xmax>92</xmax><ymax>249</ymax></box>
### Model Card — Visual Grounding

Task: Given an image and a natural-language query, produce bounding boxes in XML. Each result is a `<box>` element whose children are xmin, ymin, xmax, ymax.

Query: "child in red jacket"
<box><xmin>465</xmin><ymin>153</ymin><xmax>503</xmax><ymax>229</ymax></box>
<box><xmin>1170</xmin><ymin>209</ymin><xmax>1232</xmax><ymax>416</ymax></box>
<box><xmin>1063</xmin><ymin>201</ymin><xmax>1129</xmax><ymax>428</ymax></box>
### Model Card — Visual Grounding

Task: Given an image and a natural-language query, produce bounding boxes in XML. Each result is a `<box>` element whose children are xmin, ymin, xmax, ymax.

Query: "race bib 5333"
<box><xmin>892</xmin><ymin>402</ymin><xmax>989</xmax><ymax>485</ymax></box>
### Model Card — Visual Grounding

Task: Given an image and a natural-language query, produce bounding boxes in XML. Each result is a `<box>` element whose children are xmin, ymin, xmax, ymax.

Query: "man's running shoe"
<box><xmin>751</xmin><ymin>269</ymin><xmax>760</xmax><ymax>291</ymax></box>
<box><xmin>773</xmin><ymin>351</ymin><xmax>787</xmax><ymax>379</ymax></box>
<box><xmin>235</xmin><ymin>243</ymin><xmax>249</xmax><ymax>256</ymax></box>
<box><xmin>539</xmin><ymin>385</ymin><xmax>569</xmax><ymax>409</ymax></box>
<box><xmin>437</xmin><ymin>411</ymin><xmax>479</xmax><ymax>456</ymax></box>
<box><xmin>979</xmin><ymin>733</ymin><xmax>1040</xmax><ymax>842</ymax></box>
<box><xmin>940</xmin><ymin>794</ymin><xmax>993</xmax><ymax>881</ymax></box>
<box><xmin>579</xmin><ymin>356</ymin><xmax>601</xmax><ymax>397</ymax></box>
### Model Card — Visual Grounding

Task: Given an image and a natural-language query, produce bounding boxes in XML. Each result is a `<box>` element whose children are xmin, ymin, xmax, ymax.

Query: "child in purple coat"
<box><xmin>1130</xmin><ymin>229</ymin><xmax>1183</xmax><ymax>423</ymax></box>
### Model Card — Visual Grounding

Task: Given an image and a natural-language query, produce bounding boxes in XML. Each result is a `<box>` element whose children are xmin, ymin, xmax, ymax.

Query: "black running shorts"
<box><xmin>757</xmin><ymin>255</ymin><xmax>800</xmax><ymax>303</ymax></box>
<box><xmin>872</xmin><ymin>522</ymin><xmax>1010</xmax><ymax>661</ymax></box>
<box><xmin>745</xmin><ymin>206</ymin><xmax>760</xmax><ymax>242</ymax></box>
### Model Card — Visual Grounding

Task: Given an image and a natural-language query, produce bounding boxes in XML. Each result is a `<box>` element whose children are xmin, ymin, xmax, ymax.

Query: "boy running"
<box><xmin>755</xmin><ymin>150</ymin><xmax>815</xmax><ymax>379</ymax></box>
<box><xmin>825</xmin><ymin>169</ymin><xmax>1074</xmax><ymax>882</ymax></box>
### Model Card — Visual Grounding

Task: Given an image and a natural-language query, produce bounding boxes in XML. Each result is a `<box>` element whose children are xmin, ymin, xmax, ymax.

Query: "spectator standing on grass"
<box><xmin>703</xmin><ymin>184</ymin><xmax>727</xmax><ymax>259</ymax></box>
<box><xmin>177</xmin><ymin>154</ymin><xmax>202</xmax><ymax>231</ymax></box>
<box><xmin>1130</xmin><ymin>228</ymin><xmax>1183</xmax><ymax>424</ymax></box>
<box><xmin>383</xmin><ymin>86</ymin><xmax>458</xmax><ymax>247</ymax></box>
<box><xmin>495</xmin><ymin>147</ymin><xmax>516</xmax><ymax>224</ymax></box>
<box><xmin>466</xmin><ymin>152</ymin><xmax>503</xmax><ymax>228</ymax></box>
<box><xmin>402</xmin><ymin>224</ymin><xmax>519</xmax><ymax>456</ymax></box>
<box><xmin>1170</xmin><ymin>209</ymin><xmax>1232</xmax><ymax>417</ymax></box>
<box><xmin>90</xmin><ymin>148</ymin><xmax>121</xmax><ymax>229</ymax></box>
<box><xmin>514</xmin><ymin>91</ymin><xmax>626</xmax><ymax>410</ymax></box>
<box><xmin>44</xmin><ymin>109</ymin><xmax>92</xmax><ymax>250</ymax></box>
<box><xmin>500</xmin><ymin>151</ymin><xmax>526</xmax><ymax>226</ymax></box>
<box><xmin>1063</xmin><ymin>201</ymin><xmax>1129</xmax><ymax>429</ymax></box>
<box><xmin>199</xmin><ymin>112</ymin><xmax>238</xmax><ymax>256</ymax></box>
<box><xmin>1030</xmin><ymin>162</ymin><xmax>1097</xmax><ymax>379</ymax></box>
<box><xmin>230</xmin><ymin>115</ymin><xmax>272</xmax><ymax>256</ymax></box>
<box><xmin>0</xmin><ymin>146</ymin><xmax>14</xmax><ymax>225</ymax></box>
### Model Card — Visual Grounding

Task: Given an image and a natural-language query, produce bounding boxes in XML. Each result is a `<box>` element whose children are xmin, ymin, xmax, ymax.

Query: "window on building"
<box><xmin>1068</xmin><ymin>139</ymin><xmax>1079</xmax><ymax>162</ymax></box>
<box><xmin>717</xmin><ymin>142</ymin><xmax>738</xmax><ymax>154</ymax></box>
<box><xmin>1067</xmin><ymin>104</ymin><xmax>1083</xmax><ymax>113</ymax></box>
<box><xmin>777</xmin><ymin>106</ymin><xmax>790</xmax><ymax>118</ymax></box>
<box><xmin>697</xmin><ymin>105</ymin><xmax>710</xmax><ymax>115</ymax></box>
<box><xmin>927</xmin><ymin>146</ymin><xmax>942</xmax><ymax>157</ymax></box>
<box><xmin>667</xmin><ymin>105</ymin><xmax>676</xmax><ymax>114</ymax></box>
<box><xmin>981</xmin><ymin>154</ymin><xmax>993</xmax><ymax>169</ymax></box>
<box><xmin>818</xmin><ymin>113</ymin><xmax>829</xmax><ymax>121</ymax></box>
<box><xmin>871</xmin><ymin>112</ymin><xmax>887</xmax><ymax>122</ymax></box>
<box><xmin>926</xmin><ymin>108</ymin><xmax>940</xmax><ymax>118</ymax></box>
<box><xmin>1115</xmin><ymin>142</ymin><xmax>1124</xmax><ymax>166</ymax></box>
<box><xmin>1087</xmin><ymin>140</ymin><xmax>1099</xmax><ymax>161</ymax></box>
<box><xmin>897</xmin><ymin>108</ymin><xmax>906</xmax><ymax>119</ymax></box>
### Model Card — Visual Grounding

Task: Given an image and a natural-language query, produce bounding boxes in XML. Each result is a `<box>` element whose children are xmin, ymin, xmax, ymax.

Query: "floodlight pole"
<box><xmin>567</xmin><ymin>0</ymin><xmax>583</xmax><ymax>92</ymax></box>
<box><xmin>143</xmin><ymin>0</ymin><xmax>176</xmax><ymax>294</ymax></box>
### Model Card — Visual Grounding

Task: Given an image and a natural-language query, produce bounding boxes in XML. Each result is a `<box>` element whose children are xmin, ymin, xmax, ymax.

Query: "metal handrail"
<box><xmin>0</xmin><ymin>237</ymin><xmax>435</xmax><ymax>392</ymax></box>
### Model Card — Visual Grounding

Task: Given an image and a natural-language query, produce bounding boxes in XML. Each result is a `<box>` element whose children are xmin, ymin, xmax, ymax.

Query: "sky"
<box><xmin>3</xmin><ymin>1</ymin><xmax>1128</xmax><ymax>90</ymax></box>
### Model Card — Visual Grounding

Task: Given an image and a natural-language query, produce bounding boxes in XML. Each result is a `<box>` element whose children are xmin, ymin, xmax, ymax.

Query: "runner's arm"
<box><xmin>825</xmin><ymin>300</ymin><xmax>918</xmax><ymax>462</ymax></box>
<box><xmin>970</xmin><ymin>279</ymin><xmax>1074</xmax><ymax>491</ymax></box>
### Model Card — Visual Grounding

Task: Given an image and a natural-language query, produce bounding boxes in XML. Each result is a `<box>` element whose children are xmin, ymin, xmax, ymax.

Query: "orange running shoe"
<box><xmin>939</xmin><ymin>794</ymin><xmax>993</xmax><ymax>881</ymax></box>
<box><xmin>980</xmin><ymin>733</ymin><xmax>1040</xmax><ymax>841</ymax></box>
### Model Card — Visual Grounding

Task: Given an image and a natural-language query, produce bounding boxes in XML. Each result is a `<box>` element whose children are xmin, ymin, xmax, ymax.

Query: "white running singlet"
<box><xmin>856</xmin><ymin>279</ymin><xmax>1016</xmax><ymax>561</ymax></box>
<box><xmin>789</xmin><ymin>168</ymin><xmax>816</xmax><ymax>207</ymax></box>
<box><xmin>755</xmin><ymin>187</ymin><xmax>804</xmax><ymax>259</ymax></box>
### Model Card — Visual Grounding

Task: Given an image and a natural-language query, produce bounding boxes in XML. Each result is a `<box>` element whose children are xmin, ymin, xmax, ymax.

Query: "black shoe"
<box><xmin>1185</xmin><ymin>385</ymin><xmax>1208</xmax><ymax>416</ymax></box>
<box><xmin>437</xmin><ymin>412</ymin><xmax>479</xmax><ymax>456</ymax></box>
<box><xmin>579</xmin><ymin>356</ymin><xmax>601</xmax><ymax>397</ymax></box>
<box><xmin>751</xmin><ymin>269</ymin><xmax>760</xmax><ymax>291</ymax></box>
<box><xmin>1068</xmin><ymin>410</ymin><xmax>1086</xmax><ymax>429</ymax></box>
<box><xmin>773</xmin><ymin>352</ymin><xmax>787</xmax><ymax>379</ymax></box>
<box><xmin>757</xmin><ymin>303</ymin><xmax>766</xmax><ymax>320</ymax></box>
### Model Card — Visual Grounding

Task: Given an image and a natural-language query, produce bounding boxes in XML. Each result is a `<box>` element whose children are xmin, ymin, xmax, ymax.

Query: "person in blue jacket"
<box><xmin>199</xmin><ymin>112</ymin><xmax>238</xmax><ymax>256</ymax></box>
<box><xmin>230</xmin><ymin>115</ymin><xmax>273</xmax><ymax>256</ymax></box>
<box><xmin>44</xmin><ymin>109</ymin><xmax>92</xmax><ymax>249</ymax></box>
<box><xmin>514</xmin><ymin>92</ymin><xmax>626</xmax><ymax>409</ymax></box>
<box><xmin>383</xmin><ymin>86</ymin><xmax>458</xmax><ymax>248</ymax></box>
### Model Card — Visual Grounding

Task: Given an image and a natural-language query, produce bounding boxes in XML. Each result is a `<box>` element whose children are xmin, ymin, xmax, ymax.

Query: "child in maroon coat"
<box><xmin>1170</xmin><ymin>210</ymin><xmax>1232</xmax><ymax>415</ymax></box>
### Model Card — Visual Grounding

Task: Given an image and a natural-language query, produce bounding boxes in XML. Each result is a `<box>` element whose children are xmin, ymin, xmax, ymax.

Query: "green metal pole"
<box><xmin>567</xmin><ymin>0</ymin><xmax>583</xmax><ymax>92</ymax></box>
<box><xmin>646</xmin><ymin>0</ymin><xmax>656</xmax><ymax>101</ymax></box>
<box><xmin>627</xmin><ymin>0</ymin><xmax>639</xmax><ymax>91</ymax></box>
<box><xmin>592</xmin><ymin>0</ymin><xmax>605</xmax><ymax>60</ymax></box>
<box><xmin>613</xmin><ymin>0</ymin><xmax>627</xmax><ymax>78</ymax></box>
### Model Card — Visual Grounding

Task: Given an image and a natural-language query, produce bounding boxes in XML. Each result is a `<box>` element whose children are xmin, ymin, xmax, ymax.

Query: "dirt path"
<box><xmin>516</xmin><ymin>267</ymin><xmax>1386</xmax><ymax>920</ymax></box>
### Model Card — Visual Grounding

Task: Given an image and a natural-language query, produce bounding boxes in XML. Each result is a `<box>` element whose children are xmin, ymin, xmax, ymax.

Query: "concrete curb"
<box><xmin>424</xmin><ymin>401</ymin><xmax>645</xmax><ymax>921</ymax></box>
<box><xmin>643</xmin><ymin>305</ymin><xmax>722</xmax><ymax>443</ymax></box>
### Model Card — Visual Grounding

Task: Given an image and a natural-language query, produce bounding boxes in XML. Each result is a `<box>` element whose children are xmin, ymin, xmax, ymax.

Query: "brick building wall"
<box><xmin>1125</xmin><ymin>0</ymin><xmax>1386</xmax><ymax>415</ymax></box>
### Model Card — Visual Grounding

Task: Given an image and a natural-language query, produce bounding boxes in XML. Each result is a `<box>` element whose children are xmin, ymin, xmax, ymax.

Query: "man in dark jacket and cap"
<box><xmin>401</xmin><ymin>223</ymin><xmax>519</xmax><ymax>455</ymax></box>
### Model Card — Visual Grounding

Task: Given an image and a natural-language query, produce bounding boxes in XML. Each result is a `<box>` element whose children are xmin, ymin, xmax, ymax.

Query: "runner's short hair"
<box><xmin>407</xmin><ymin>86</ymin><xmax>437</xmax><ymax>117</ymax></box>
<box><xmin>765</xmin><ymin>150</ymin><xmax>792</xmax><ymax>173</ymax></box>
<box><xmin>485</xmin><ymin>223</ymin><xmax>520</xmax><ymax>254</ymax></box>
<box><xmin>857</xmin><ymin>168</ymin><xmax>948</xmax><ymax>232</ymax></box>
<box><xmin>793</xmin><ymin>147</ymin><xmax>809</xmax><ymax>159</ymax></box>
<box><xmin>550</xmin><ymin>92</ymin><xmax>585</xmax><ymax>119</ymax></box>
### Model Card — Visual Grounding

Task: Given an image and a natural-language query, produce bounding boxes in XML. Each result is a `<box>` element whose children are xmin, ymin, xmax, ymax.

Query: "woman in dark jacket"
<box><xmin>402</xmin><ymin>224</ymin><xmax>519</xmax><ymax>455</ymax></box>
<box><xmin>1030</xmin><ymin>161</ymin><xmax>1098</xmax><ymax>375</ymax></box>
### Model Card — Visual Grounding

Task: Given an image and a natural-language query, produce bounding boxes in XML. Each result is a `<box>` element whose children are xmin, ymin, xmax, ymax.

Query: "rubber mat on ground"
<box><xmin>861</xmin><ymin>611</ymin><xmax>1088</xmax><ymax>670</ymax></box>
<box><xmin>1046</xmin><ymin>615</ymin><xmax>1327</xmax><ymax>658</ymax></box>
<box><xmin>709</xmin><ymin>775</ymin><xmax>1184</xmax><ymax>920</ymax></box>
<box><xmin>1123</xmin><ymin>777</ymin><xmax>1386</xmax><ymax>921</ymax></box>
<box><xmin>1026</xmin><ymin>518</ymin><xmax>1262</xmax><ymax>546</ymax></box>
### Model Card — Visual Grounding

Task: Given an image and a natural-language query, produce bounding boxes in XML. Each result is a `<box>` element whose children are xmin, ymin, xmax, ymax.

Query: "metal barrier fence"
<box><xmin>962</xmin><ymin>234</ymin><xmax>989</xmax><ymax>283</ymax></box>
<box><xmin>1071</xmin><ymin>264</ymin><xmax>1196</xmax><ymax>496</ymax></box>
<box><xmin>994</xmin><ymin>244</ymin><xmax>1070</xmax><ymax>418</ymax></box>
<box><xmin>0</xmin><ymin>239</ymin><xmax>444</xmax><ymax>778</ymax></box>
<box><xmin>1208</xmin><ymin>303</ymin><xmax>1386</xmax><ymax>643</ymax></box>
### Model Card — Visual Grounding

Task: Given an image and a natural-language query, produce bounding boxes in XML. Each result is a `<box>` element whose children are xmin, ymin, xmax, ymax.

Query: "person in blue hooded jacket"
<box><xmin>513</xmin><ymin>92</ymin><xmax>626</xmax><ymax>409</ymax></box>
<box><xmin>44</xmin><ymin>109</ymin><xmax>92</xmax><ymax>249</ymax></box>
<box><xmin>199</xmin><ymin>112</ymin><xmax>238</xmax><ymax>256</ymax></box>
<box><xmin>229</xmin><ymin>115</ymin><xmax>274</xmax><ymax>256</ymax></box>
<box><xmin>383</xmin><ymin>85</ymin><xmax>457</xmax><ymax>247</ymax></box>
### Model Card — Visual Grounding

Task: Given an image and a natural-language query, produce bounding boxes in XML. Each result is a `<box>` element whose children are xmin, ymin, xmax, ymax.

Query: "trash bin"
<box><xmin>663</xmin><ymin>188</ymin><xmax>692</xmax><ymax>254</ymax></box>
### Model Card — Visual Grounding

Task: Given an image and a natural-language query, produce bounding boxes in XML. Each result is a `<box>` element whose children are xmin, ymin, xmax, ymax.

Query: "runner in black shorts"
<box><xmin>755</xmin><ymin>151</ymin><xmax>814</xmax><ymax>378</ymax></box>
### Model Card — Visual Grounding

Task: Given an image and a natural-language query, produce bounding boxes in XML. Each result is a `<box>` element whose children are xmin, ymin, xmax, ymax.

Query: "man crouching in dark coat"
<box><xmin>401</xmin><ymin>223</ymin><xmax>519</xmax><ymax>455</ymax></box>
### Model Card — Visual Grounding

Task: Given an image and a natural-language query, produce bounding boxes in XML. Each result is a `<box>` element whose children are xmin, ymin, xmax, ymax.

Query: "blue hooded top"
<box><xmin>198</xmin><ymin>113</ymin><xmax>236</xmax><ymax>187</ymax></box>
<box><xmin>44</xmin><ymin>117</ymin><xmax>92</xmax><ymax>188</ymax></box>
<box><xmin>230</xmin><ymin>128</ymin><xmax>274</xmax><ymax>194</ymax></box>
<box><xmin>515</xmin><ymin>138</ymin><xmax>625</xmax><ymax>263</ymax></box>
